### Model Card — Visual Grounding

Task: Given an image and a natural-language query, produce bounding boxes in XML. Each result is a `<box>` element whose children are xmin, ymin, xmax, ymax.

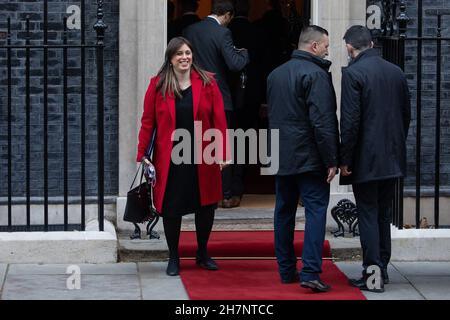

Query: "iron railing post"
<box><xmin>415</xmin><ymin>0</ymin><xmax>423</xmax><ymax>229</ymax></box>
<box><xmin>7</xmin><ymin>17</ymin><xmax>12</xmax><ymax>232</ymax></box>
<box><xmin>94</xmin><ymin>0</ymin><xmax>108</xmax><ymax>232</ymax></box>
<box><xmin>43</xmin><ymin>0</ymin><xmax>49</xmax><ymax>231</ymax></box>
<box><xmin>434</xmin><ymin>14</ymin><xmax>442</xmax><ymax>229</ymax></box>
<box><xmin>25</xmin><ymin>17</ymin><xmax>31</xmax><ymax>231</ymax></box>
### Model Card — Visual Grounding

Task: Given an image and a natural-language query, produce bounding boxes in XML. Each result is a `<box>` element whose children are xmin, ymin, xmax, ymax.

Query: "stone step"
<box><xmin>118</xmin><ymin>232</ymin><xmax>361</xmax><ymax>263</ymax></box>
<box><xmin>118</xmin><ymin>206</ymin><xmax>361</xmax><ymax>262</ymax></box>
<box><xmin>118</xmin><ymin>235</ymin><xmax>362</xmax><ymax>263</ymax></box>
<box><xmin>119</xmin><ymin>207</ymin><xmax>305</xmax><ymax>234</ymax></box>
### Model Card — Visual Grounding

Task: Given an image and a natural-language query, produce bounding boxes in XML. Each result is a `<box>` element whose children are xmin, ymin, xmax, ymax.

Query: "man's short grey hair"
<box><xmin>298</xmin><ymin>25</ymin><xmax>329</xmax><ymax>48</ymax></box>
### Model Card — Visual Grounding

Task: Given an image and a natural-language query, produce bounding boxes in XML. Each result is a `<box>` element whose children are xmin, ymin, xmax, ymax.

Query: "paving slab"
<box><xmin>141</xmin><ymin>277</ymin><xmax>189</xmax><ymax>300</ymax></box>
<box><xmin>0</xmin><ymin>264</ymin><xmax>7</xmax><ymax>294</ymax></box>
<box><xmin>2</xmin><ymin>274</ymin><xmax>141</xmax><ymax>300</ymax></box>
<box><xmin>405</xmin><ymin>276</ymin><xmax>450</xmax><ymax>300</ymax></box>
<box><xmin>336</xmin><ymin>261</ymin><xmax>409</xmax><ymax>284</ymax></box>
<box><xmin>391</xmin><ymin>262</ymin><xmax>450</xmax><ymax>277</ymax></box>
<box><xmin>361</xmin><ymin>283</ymin><xmax>425</xmax><ymax>300</ymax></box>
<box><xmin>7</xmin><ymin>263</ymin><xmax>138</xmax><ymax>275</ymax></box>
<box><xmin>138</xmin><ymin>262</ymin><xmax>189</xmax><ymax>300</ymax></box>
<box><xmin>138</xmin><ymin>262</ymin><xmax>170</xmax><ymax>279</ymax></box>
<box><xmin>335</xmin><ymin>262</ymin><xmax>424</xmax><ymax>300</ymax></box>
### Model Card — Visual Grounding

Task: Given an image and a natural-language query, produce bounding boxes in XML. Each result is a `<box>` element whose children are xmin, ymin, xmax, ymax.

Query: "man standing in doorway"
<box><xmin>228</xmin><ymin>0</ymin><xmax>264</xmax><ymax>206</ymax></box>
<box><xmin>340</xmin><ymin>26</ymin><xmax>411</xmax><ymax>293</ymax></box>
<box><xmin>184</xmin><ymin>0</ymin><xmax>249</xmax><ymax>208</ymax></box>
<box><xmin>267</xmin><ymin>26</ymin><xmax>339</xmax><ymax>293</ymax></box>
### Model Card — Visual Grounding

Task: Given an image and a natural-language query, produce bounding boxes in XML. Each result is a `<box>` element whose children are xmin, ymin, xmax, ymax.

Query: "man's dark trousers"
<box><xmin>352</xmin><ymin>179</ymin><xmax>396</xmax><ymax>275</ymax></box>
<box><xmin>274</xmin><ymin>173</ymin><xmax>330</xmax><ymax>282</ymax></box>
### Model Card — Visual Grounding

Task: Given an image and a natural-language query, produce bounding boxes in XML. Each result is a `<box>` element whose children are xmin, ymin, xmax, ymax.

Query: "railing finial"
<box><xmin>396</xmin><ymin>0</ymin><xmax>410</xmax><ymax>38</ymax></box>
<box><xmin>94</xmin><ymin>0</ymin><xmax>108</xmax><ymax>45</ymax></box>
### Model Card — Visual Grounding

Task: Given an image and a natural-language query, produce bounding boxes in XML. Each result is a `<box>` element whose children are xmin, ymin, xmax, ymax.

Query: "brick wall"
<box><xmin>0</xmin><ymin>0</ymin><xmax>119</xmax><ymax>198</ymax></box>
<box><xmin>2</xmin><ymin>1</ymin><xmax>447</xmax><ymax>198</ymax></box>
<box><xmin>403</xmin><ymin>0</ymin><xmax>450</xmax><ymax>189</ymax></box>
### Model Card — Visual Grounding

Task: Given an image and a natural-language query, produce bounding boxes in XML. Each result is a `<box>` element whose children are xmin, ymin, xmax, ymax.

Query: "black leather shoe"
<box><xmin>382</xmin><ymin>268</ymin><xmax>390</xmax><ymax>284</ymax></box>
<box><xmin>166</xmin><ymin>257</ymin><xmax>180</xmax><ymax>276</ymax></box>
<box><xmin>349</xmin><ymin>277</ymin><xmax>367</xmax><ymax>288</ymax></box>
<box><xmin>349</xmin><ymin>277</ymin><xmax>385</xmax><ymax>293</ymax></box>
<box><xmin>196</xmin><ymin>256</ymin><xmax>219</xmax><ymax>270</ymax></box>
<box><xmin>281</xmin><ymin>274</ymin><xmax>299</xmax><ymax>284</ymax></box>
<box><xmin>300</xmin><ymin>280</ymin><xmax>331</xmax><ymax>293</ymax></box>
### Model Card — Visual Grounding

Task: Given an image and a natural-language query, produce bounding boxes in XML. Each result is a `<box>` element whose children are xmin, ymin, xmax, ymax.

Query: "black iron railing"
<box><xmin>0</xmin><ymin>0</ymin><xmax>107</xmax><ymax>232</ymax></box>
<box><xmin>380</xmin><ymin>0</ymin><xmax>449</xmax><ymax>229</ymax></box>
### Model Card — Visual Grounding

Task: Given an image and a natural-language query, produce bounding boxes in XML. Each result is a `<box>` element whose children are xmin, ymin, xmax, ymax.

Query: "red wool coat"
<box><xmin>136</xmin><ymin>70</ymin><xmax>229</xmax><ymax>214</ymax></box>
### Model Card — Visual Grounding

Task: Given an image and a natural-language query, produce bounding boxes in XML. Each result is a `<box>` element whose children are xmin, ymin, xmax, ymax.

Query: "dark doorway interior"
<box><xmin>167</xmin><ymin>0</ymin><xmax>311</xmax><ymax>194</ymax></box>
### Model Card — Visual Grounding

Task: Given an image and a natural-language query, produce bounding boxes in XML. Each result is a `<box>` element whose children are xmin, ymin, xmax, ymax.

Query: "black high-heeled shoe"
<box><xmin>196</xmin><ymin>255</ymin><xmax>219</xmax><ymax>271</ymax></box>
<box><xmin>166</xmin><ymin>257</ymin><xmax>180</xmax><ymax>276</ymax></box>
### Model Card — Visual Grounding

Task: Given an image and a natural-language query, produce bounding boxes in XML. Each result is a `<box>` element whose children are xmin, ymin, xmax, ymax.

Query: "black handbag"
<box><xmin>124</xmin><ymin>130</ymin><xmax>159</xmax><ymax>239</ymax></box>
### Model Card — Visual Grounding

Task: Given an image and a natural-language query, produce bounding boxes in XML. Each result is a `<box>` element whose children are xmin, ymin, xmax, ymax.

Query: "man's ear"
<box><xmin>311</xmin><ymin>41</ymin><xmax>318</xmax><ymax>54</ymax></box>
<box><xmin>345</xmin><ymin>43</ymin><xmax>355</xmax><ymax>58</ymax></box>
<box><xmin>345</xmin><ymin>43</ymin><xmax>352</xmax><ymax>53</ymax></box>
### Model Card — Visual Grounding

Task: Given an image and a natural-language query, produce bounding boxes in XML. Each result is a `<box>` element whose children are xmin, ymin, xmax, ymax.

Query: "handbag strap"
<box><xmin>146</xmin><ymin>129</ymin><xmax>156</xmax><ymax>159</ymax></box>
<box><xmin>129</xmin><ymin>129</ymin><xmax>157</xmax><ymax>191</ymax></box>
<box><xmin>129</xmin><ymin>162</ymin><xmax>145</xmax><ymax>190</ymax></box>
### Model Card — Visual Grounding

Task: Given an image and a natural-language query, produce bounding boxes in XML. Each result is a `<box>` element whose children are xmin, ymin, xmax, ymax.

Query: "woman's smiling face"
<box><xmin>171</xmin><ymin>44</ymin><xmax>193</xmax><ymax>73</ymax></box>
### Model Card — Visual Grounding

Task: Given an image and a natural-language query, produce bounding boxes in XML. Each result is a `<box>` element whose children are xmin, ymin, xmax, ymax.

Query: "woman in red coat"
<box><xmin>137</xmin><ymin>37</ymin><xmax>229</xmax><ymax>276</ymax></box>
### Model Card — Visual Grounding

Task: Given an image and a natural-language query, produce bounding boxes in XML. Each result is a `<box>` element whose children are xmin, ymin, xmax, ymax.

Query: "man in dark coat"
<box><xmin>267</xmin><ymin>26</ymin><xmax>339</xmax><ymax>293</ymax></box>
<box><xmin>184</xmin><ymin>0</ymin><xmax>249</xmax><ymax>208</ymax></box>
<box><xmin>225</xmin><ymin>0</ymin><xmax>264</xmax><ymax>206</ymax></box>
<box><xmin>339</xmin><ymin>26</ymin><xmax>411</xmax><ymax>293</ymax></box>
<box><xmin>184</xmin><ymin>0</ymin><xmax>249</xmax><ymax>112</ymax></box>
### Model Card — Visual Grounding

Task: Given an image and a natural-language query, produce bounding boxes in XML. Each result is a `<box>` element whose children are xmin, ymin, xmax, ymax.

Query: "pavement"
<box><xmin>1</xmin><ymin>261</ymin><xmax>449</xmax><ymax>300</ymax></box>
<box><xmin>1</xmin><ymin>201</ymin><xmax>448</xmax><ymax>300</ymax></box>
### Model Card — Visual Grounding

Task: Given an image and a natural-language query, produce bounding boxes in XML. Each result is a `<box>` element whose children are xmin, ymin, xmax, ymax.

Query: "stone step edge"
<box><xmin>117</xmin><ymin>237</ymin><xmax>363</xmax><ymax>263</ymax></box>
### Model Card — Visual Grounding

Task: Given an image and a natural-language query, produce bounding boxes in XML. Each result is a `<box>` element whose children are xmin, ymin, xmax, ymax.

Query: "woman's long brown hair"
<box><xmin>156</xmin><ymin>37</ymin><xmax>212</xmax><ymax>99</ymax></box>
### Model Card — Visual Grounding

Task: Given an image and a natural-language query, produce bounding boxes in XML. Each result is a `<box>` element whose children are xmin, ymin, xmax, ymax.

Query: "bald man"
<box><xmin>267</xmin><ymin>26</ymin><xmax>339</xmax><ymax>293</ymax></box>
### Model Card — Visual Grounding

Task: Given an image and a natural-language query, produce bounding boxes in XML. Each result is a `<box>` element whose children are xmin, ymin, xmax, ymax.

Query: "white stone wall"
<box><xmin>117</xmin><ymin>0</ymin><xmax>167</xmax><ymax>233</ymax></box>
<box><xmin>119</xmin><ymin>0</ymin><xmax>167</xmax><ymax>199</ymax></box>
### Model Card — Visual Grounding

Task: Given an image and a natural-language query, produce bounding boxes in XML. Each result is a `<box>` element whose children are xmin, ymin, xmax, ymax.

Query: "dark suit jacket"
<box><xmin>267</xmin><ymin>50</ymin><xmax>339</xmax><ymax>176</ymax></box>
<box><xmin>339</xmin><ymin>49</ymin><xmax>411</xmax><ymax>185</ymax></box>
<box><xmin>184</xmin><ymin>17</ymin><xmax>249</xmax><ymax>111</ymax></box>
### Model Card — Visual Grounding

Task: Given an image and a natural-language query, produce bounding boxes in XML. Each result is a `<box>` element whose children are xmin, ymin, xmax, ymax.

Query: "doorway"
<box><xmin>167</xmin><ymin>0</ymin><xmax>312</xmax><ymax>195</ymax></box>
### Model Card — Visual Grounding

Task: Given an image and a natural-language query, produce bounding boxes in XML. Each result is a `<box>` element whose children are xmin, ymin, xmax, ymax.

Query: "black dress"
<box><xmin>162</xmin><ymin>87</ymin><xmax>216</xmax><ymax>217</ymax></box>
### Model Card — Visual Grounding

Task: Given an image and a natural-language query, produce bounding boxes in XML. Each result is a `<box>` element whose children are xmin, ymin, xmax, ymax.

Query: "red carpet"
<box><xmin>180</xmin><ymin>260</ymin><xmax>366</xmax><ymax>300</ymax></box>
<box><xmin>178</xmin><ymin>231</ymin><xmax>365</xmax><ymax>300</ymax></box>
<box><xmin>179</xmin><ymin>230</ymin><xmax>331</xmax><ymax>258</ymax></box>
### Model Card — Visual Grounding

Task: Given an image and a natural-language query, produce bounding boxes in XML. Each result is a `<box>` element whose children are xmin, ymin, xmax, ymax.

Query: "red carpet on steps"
<box><xmin>178</xmin><ymin>231</ymin><xmax>365</xmax><ymax>300</ymax></box>
<box><xmin>179</xmin><ymin>230</ymin><xmax>331</xmax><ymax>258</ymax></box>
